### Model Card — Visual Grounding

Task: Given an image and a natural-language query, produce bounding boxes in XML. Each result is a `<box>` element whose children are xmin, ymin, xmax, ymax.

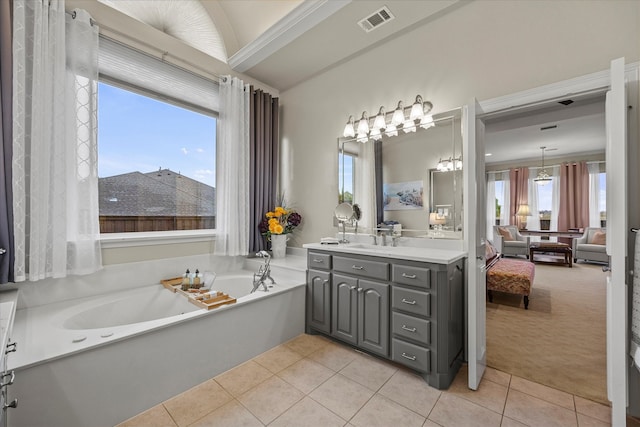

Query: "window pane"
<box><xmin>98</xmin><ymin>82</ymin><xmax>216</xmax><ymax>233</ymax></box>
<box><xmin>338</xmin><ymin>152</ymin><xmax>355</xmax><ymax>204</ymax></box>
<box><xmin>599</xmin><ymin>172</ymin><xmax>606</xmax><ymax>227</ymax></box>
<box><xmin>538</xmin><ymin>180</ymin><xmax>553</xmax><ymax>230</ymax></box>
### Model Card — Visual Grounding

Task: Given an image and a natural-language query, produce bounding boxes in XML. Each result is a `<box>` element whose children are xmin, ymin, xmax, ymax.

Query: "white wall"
<box><xmin>279</xmin><ymin>0</ymin><xmax>640</xmax><ymax>247</ymax></box>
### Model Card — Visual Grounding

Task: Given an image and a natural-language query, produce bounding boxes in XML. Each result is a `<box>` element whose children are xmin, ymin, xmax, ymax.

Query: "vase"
<box><xmin>271</xmin><ymin>234</ymin><xmax>289</xmax><ymax>258</ymax></box>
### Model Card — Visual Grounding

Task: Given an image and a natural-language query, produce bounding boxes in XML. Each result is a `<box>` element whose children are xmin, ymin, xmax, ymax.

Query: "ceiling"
<box><xmin>88</xmin><ymin>0</ymin><xmax>606</xmax><ymax>161</ymax></box>
<box><xmin>484</xmin><ymin>95</ymin><xmax>606</xmax><ymax>165</ymax></box>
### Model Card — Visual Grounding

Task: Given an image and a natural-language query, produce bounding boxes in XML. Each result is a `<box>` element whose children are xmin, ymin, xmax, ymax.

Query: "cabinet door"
<box><xmin>358</xmin><ymin>279</ymin><xmax>389</xmax><ymax>357</ymax></box>
<box><xmin>332</xmin><ymin>274</ymin><xmax>358</xmax><ymax>345</ymax></box>
<box><xmin>307</xmin><ymin>269</ymin><xmax>331</xmax><ymax>334</ymax></box>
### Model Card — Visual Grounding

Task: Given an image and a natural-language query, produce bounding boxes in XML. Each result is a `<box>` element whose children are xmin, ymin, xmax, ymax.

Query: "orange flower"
<box><xmin>269</xmin><ymin>223</ymin><xmax>284</xmax><ymax>234</ymax></box>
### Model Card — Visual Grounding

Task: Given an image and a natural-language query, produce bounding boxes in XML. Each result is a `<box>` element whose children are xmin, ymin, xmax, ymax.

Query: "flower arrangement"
<box><xmin>258</xmin><ymin>206</ymin><xmax>302</xmax><ymax>239</ymax></box>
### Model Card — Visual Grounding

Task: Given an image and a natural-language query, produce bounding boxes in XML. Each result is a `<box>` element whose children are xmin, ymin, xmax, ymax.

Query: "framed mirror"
<box><xmin>337</xmin><ymin>108</ymin><xmax>463</xmax><ymax>239</ymax></box>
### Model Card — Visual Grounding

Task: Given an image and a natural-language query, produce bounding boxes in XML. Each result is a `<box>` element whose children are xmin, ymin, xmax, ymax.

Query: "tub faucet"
<box><xmin>252</xmin><ymin>251</ymin><xmax>275</xmax><ymax>293</ymax></box>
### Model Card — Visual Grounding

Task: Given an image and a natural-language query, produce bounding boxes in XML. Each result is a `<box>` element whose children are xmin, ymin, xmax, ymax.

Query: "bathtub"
<box><xmin>8</xmin><ymin>265</ymin><xmax>306</xmax><ymax>427</ymax></box>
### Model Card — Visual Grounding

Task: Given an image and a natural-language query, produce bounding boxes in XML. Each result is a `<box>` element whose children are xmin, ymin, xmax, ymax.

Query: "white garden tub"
<box><xmin>8</xmin><ymin>266</ymin><xmax>306</xmax><ymax>427</ymax></box>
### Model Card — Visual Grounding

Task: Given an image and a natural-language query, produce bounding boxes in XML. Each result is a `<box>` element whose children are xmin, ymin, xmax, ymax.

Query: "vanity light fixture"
<box><xmin>391</xmin><ymin>101</ymin><xmax>405</xmax><ymax>126</ymax></box>
<box><xmin>342</xmin><ymin>95</ymin><xmax>434</xmax><ymax>142</ymax></box>
<box><xmin>409</xmin><ymin>95</ymin><xmax>425</xmax><ymax>121</ymax></box>
<box><xmin>343</xmin><ymin>115</ymin><xmax>355</xmax><ymax>138</ymax></box>
<box><xmin>402</xmin><ymin>120</ymin><xmax>416</xmax><ymax>133</ymax></box>
<box><xmin>372</xmin><ymin>106</ymin><xmax>386</xmax><ymax>131</ymax></box>
<box><xmin>369</xmin><ymin>126</ymin><xmax>382</xmax><ymax>141</ymax></box>
<box><xmin>436</xmin><ymin>156</ymin><xmax>462</xmax><ymax>171</ymax></box>
<box><xmin>385</xmin><ymin>124</ymin><xmax>398</xmax><ymax>137</ymax></box>
<box><xmin>357</xmin><ymin>111</ymin><xmax>370</xmax><ymax>135</ymax></box>
<box><xmin>534</xmin><ymin>146</ymin><xmax>552</xmax><ymax>185</ymax></box>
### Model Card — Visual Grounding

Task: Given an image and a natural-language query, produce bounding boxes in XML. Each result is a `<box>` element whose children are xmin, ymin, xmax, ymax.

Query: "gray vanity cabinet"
<box><xmin>307</xmin><ymin>269</ymin><xmax>331</xmax><ymax>334</ymax></box>
<box><xmin>332</xmin><ymin>274</ymin><xmax>389</xmax><ymax>357</ymax></box>
<box><xmin>305</xmin><ymin>248</ymin><xmax>463</xmax><ymax>389</ymax></box>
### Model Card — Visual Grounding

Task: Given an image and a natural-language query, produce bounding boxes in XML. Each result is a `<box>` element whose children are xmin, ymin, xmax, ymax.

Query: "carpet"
<box><xmin>486</xmin><ymin>259</ymin><xmax>608</xmax><ymax>404</ymax></box>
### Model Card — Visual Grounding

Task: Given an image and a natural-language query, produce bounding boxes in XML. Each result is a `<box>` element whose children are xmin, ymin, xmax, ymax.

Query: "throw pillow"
<box><xmin>589</xmin><ymin>230</ymin><xmax>606</xmax><ymax>245</ymax></box>
<box><xmin>485</xmin><ymin>240</ymin><xmax>499</xmax><ymax>264</ymax></box>
<box><xmin>497</xmin><ymin>226</ymin><xmax>514</xmax><ymax>241</ymax></box>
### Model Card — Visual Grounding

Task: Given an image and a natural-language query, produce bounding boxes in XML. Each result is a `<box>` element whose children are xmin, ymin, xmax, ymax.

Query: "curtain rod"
<box><xmin>487</xmin><ymin>160</ymin><xmax>605</xmax><ymax>175</ymax></box>
<box><xmin>65</xmin><ymin>9</ymin><xmax>226</xmax><ymax>83</ymax></box>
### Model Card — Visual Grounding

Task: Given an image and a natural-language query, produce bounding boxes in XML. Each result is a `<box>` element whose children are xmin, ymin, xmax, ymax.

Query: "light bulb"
<box><xmin>391</xmin><ymin>101</ymin><xmax>404</xmax><ymax>126</ymax></box>
<box><xmin>343</xmin><ymin>116</ymin><xmax>355</xmax><ymax>138</ymax></box>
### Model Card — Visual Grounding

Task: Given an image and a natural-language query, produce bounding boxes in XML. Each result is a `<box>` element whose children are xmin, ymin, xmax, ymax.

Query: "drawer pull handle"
<box><xmin>401</xmin><ymin>352</ymin><xmax>417</xmax><ymax>361</ymax></box>
<box><xmin>402</xmin><ymin>273</ymin><xmax>417</xmax><ymax>279</ymax></box>
<box><xmin>0</xmin><ymin>371</ymin><xmax>15</xmax><ymax>387</ymax></box>
<box><xmin>4</xmin><ymin>398</ymin><xmax>17</xmax><ymax>410</ymax></box>
<box><xmin>312</xmin><ymin>258</ymin><xmax>324</xmax><ymax>263</ymax></box>
<box><xmin>350</xmin><ymin>286</ymin><xmax>357</xmax><ymax>291</ymax></box>
<box><xmin>352</xmin><ymin>265</ymin><xmax>364</xmax><ymax>270</ymax></box>
<box><xmin>401</xmin><ymin>298</ymin><xmax>417</xmax><ymax>305</ymax></box>
<box><xmin>401</xmin><ymin>325</ymin><xmax>417</xmax><ymax>333</ymax></box>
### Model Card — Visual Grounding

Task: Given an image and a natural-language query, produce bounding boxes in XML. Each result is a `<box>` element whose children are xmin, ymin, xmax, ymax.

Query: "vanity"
<box><xmin>303</xmin><ymin>242</ymin><xmax>465</xmax><ymax>390</ymax></box>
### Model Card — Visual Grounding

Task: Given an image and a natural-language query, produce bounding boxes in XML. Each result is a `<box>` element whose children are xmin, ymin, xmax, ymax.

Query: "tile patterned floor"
<box><xmin>117</xmin><ymin>333</ymin><xmax>616</xmax><ymax>427</ymax></box>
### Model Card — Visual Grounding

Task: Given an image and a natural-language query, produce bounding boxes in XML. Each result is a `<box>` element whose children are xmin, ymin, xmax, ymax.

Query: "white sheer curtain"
<box><xmin>13</xmin><ymin>2</ymin><xmax>102</xmax><ymax>281</ymax></box>
<box><xmin>588</xmin><ymin>163</ymin><xmax>602</xmax><ymax>227</ymax></box>
<box><xmin>550</xmin><ymin>165</ymin><xmax>561</xmax><ymax>232</ymax></box>
<box><xmin>486</xmin><ymin>172</ymin><xmax>496</xmax><ymax>241</ymax></box>
<box><xmin>354</xmin><ymin>141</ymin><xmax>376</xmax><ymax>234</ymax></box>
<box><xmin>527</xmin><ymin>168</ymin><xmax>541</xmax><ymax>233</ymax></box>
<box><xmin>215</xmin><ymin>76</ymin><xmax>250</xmax><ymax>256</ymax></box>
<box><xmin>502</xmin><ymin>171</ymin><xmax>511</xmax><ymax>225</ymax></box>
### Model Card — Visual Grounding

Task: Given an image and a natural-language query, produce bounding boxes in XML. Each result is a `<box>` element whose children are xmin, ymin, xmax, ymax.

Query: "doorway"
<box><xmin>482</xmin><ymin>92</ymin><xmax>608</xmax><ymax>403</ymax></box>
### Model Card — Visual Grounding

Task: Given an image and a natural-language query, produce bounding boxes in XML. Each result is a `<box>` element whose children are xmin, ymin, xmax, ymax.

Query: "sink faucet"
<box><xmin>377</xmin><ymin>228</ymin><xmax>392</xmax><ymax>246</ymax></box>
<box><xmin>251</xmin><ymin>251</ymin><xmax>275</xmax><ymax>293</ymax></box>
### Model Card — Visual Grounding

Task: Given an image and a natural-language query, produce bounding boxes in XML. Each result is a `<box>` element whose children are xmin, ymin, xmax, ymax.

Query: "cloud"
<box><xmin>196</xmin><ymin>148</ymin><xmax>204</xmax><ymax>153</ymax></box>
<box><xmin>181</xmin><ymin>147</ymin><xmax>188</xmax><ymax>155</ymax></box>
<box><xmin>194</xmin><ymin>169</ymin><xmax>214</xmax><ymax>176</ymax></box>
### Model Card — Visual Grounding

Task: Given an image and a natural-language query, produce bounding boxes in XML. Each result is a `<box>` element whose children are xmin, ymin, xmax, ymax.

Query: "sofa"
<box><xmin>573</xmin><ymin>227</ymin><xmax>609</xmax><ymax>264</ymax></box>
<box><xmin>493</xmin><ymin>225</ymin><xmax>530</xmax><ymax>259</ymax></box>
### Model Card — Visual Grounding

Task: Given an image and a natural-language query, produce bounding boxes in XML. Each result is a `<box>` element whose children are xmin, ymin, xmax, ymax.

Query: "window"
<box><xmin>494</xmin><ymin>180</ymin><xmax>504</xmax><ymax>225</ymax></box>
<box><xmin>537</xmin><ymin>181</ymin><xmax>553</xmax><ymax>230</ymax></box>
<box><xmin>338</xmin><ymin>151</ymin><xmax>355</xmax><ymax>204</ymax></box>
<box><xmin>97</xmin><ymin>36</ymin><xmax>219</xmax><ymax>235</ymax></box>
<box><xmin>97</xmin><ymin>83</ymin><xmax>217</xmax><ymax>233</ymax></box>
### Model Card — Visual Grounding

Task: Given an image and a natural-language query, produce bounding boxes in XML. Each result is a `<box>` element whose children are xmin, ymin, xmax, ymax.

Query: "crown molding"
<box><xmin>480</xmin><ymin>61</ymin><xmax>640</xmax><ymax>116</ymax></box>
<box><xmin>228</xmin><ymin>0</ymin><xmax>351</xmax><ymax>73</ymax></box>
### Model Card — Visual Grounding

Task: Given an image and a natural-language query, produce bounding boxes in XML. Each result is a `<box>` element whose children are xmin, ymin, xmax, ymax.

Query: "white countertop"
<box><xmin>303</xmin><ymin>242</ymin><xmax>466</xmax><ymax>264</ymax></box>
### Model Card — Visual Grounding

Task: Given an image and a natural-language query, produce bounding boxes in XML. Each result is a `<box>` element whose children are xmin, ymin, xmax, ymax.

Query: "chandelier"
<box><xmin>534</xmin><ymin>146</ymin><xmax>552</xmax><ymax>185</ymax></box>
<box><xmin>343</xmin><ymin>95</ymin><xmax>434</xmax><ymax>143</ymax></box>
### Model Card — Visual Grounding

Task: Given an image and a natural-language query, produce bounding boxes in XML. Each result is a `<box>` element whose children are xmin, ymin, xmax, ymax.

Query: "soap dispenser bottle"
<box><xmin>182</xmin><ymin>269</ymin><xmax>190</xmax><ymax>291</ymax></box>
<box><xmin>194</xmin><ymin>269</ymin><xmax>201</xmax><ymax>288</ymax></box>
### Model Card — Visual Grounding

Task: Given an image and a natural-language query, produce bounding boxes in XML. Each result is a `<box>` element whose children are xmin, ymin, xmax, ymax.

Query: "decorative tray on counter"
<box><xmin>160</xmin><ymin>277</ymin><xmax>237</xmax><ymax>310</ymax></box>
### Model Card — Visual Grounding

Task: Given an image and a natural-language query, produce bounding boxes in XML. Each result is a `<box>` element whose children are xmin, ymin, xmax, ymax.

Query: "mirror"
<box><xmin>334</xmin><ymin>202</ymin><xmax>354</xmax><ymax>222</ymax></box>
<box><xmin>338</xmin><ymin>108</ymin><xmax>463</xmax><ymax>239</ymax></box>
<box><xmin>334</xmin><ymin>202</ymin><xmax>354</xmax><ymax>243</ymax></box>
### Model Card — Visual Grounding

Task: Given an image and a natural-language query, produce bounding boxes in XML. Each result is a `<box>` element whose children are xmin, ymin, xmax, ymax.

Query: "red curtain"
<box><xmin>558</xmin><ymin>161</ymin><xmax>589</xmax><ymax>231</ymax></box>
<box><xmin>509</xmin><ymin>168</ymin><xmax>528</xmax><ymax>229</ymax></box>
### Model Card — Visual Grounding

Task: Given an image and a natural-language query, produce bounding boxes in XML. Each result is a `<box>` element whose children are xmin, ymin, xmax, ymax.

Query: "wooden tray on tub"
<box><xmin>161</xmin><ymin>277</ymin><xmax>236</xmax><ymax>310</ymax></box>
<box><xmin>189</xmin><ymin>292</ymin><xmax>237</xmax><ymax>310</ymax></box>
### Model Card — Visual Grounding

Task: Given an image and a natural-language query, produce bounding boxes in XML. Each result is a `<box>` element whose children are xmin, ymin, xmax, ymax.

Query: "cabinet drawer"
<box><xmin>391</xmin><ymin>338</ymin><xmax>430</xmax><ymax>373</ymax></box>
<box><xmin>308</xmin><ymin>252</ymin><xmax>331</xmax><ymax>270</ymax></box>
<box><xmin>392</xmin><ymin>312</ymin><xmax>431</xmax><ymax>345</ymax></box>
<box><xmin>391</xmin><ymin>264</ymin><xmax>430</xmax><ymax>289</ymax></box>
<box><xmin>391</xmin><ymin>286</ymin><xmax>431</xmax><ymax>317</ymax></box>
<box><xmin>333</xmin><ymin>256</ymin><xmax>389</xmax><ymax>281</ymax></box>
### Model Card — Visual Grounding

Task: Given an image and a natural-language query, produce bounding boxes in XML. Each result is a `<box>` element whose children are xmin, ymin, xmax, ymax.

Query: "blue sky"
<box><xmin>98</xmin><ymin>82</ymin><xmax>217</xmax><ymax>187</ymax></box>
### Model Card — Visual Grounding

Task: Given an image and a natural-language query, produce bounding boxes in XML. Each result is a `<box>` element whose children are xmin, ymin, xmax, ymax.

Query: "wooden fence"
<box><xmin>100</xmin><ymin>216</ymin><xmax>215</xmax><ymax>233</ymax></box>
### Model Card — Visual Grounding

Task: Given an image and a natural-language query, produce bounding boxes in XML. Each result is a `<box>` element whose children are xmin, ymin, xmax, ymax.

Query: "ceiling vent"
<box><xmin>358</xmin><ymin>6</ymin><xmax>395</xmax><ymax>33</ymax></box>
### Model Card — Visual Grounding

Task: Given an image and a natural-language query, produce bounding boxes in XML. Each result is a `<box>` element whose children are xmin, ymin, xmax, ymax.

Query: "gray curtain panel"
<box><xmin>0</xmin><ymin>0</ymin><xmax>14</xmax><ymax>283</ymax></box>
<box><xmin>249</xmin><ymin>87</ymin><xmax>279</xmax><ymax>252</ymax></box>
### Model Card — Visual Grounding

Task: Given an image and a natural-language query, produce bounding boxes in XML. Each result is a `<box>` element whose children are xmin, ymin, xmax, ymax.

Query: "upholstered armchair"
<box><xmin>573</xmin><ymin>228</ymin><xmax>609</xmax><ymax>264</ymax></box>
<box><xmin>493</xmin><ymin>225</ymin><xmax>530</xmax><ymax>258</ymax></box>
